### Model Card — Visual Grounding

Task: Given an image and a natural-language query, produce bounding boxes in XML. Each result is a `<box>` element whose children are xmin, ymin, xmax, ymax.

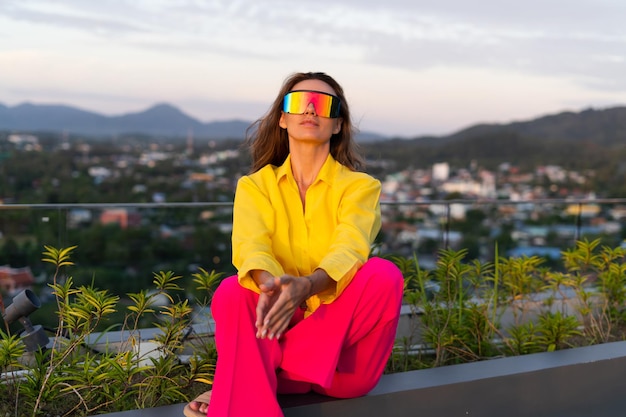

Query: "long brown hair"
<box><xmin>244</xmin><ymin>72</ymin><xmax>364</xmax><ymax>173</ymax></box>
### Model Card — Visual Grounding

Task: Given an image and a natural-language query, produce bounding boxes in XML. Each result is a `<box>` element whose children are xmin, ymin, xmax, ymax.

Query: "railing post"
<box><xmin>444</xmin><ymin>202</ymin><xmax>451</xmax><ymax>250</ymax></box>
<box><xmin>575</xmin><ymin>202</ymin><xmax>582</xmax><ymax>242</ymax></box>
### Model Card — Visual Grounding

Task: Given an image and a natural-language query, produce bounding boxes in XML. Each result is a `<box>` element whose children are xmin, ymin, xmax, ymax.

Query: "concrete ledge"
<box><xmin>93</xmin><ymin>340</ymin><xmax>626</xmax><ymax>416</ymax></box>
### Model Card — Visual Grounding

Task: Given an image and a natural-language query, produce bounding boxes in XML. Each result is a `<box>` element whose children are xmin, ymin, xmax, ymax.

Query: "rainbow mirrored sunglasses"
<box><xmin>282</xmin><ymin>90</ymin><xmax>341</xmax><ymax>118</ymax></box>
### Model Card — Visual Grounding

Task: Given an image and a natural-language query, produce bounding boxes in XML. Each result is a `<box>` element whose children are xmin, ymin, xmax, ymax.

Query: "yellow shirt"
<box><xmin>232</xmin><ymin>154</ymin><xmax>381</xmax><ymax>314</ymax></box>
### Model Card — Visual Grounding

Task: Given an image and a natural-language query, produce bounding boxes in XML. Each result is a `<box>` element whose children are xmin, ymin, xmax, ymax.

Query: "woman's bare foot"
<box><xmin>183</xmin><ymin>390</ymin><xmax>212</xmax><ymax>417</ymax></box>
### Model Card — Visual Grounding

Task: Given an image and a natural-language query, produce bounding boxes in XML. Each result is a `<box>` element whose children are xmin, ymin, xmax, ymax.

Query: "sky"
<box><xmin>1</xmin><ymin>0</ymin><xmax>626</xmax><ymax>138</ymax></box>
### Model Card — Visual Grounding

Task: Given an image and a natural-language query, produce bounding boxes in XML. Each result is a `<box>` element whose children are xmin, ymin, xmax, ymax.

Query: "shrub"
<box><xmin>388</xmin><ymin>238</ymin><xmax>626</xmax><ymax>372</ymax></box>
<box><xmin>0</xmin><ymin>246</ymin><xmax>221</xmax><ymax>416</ymax></box>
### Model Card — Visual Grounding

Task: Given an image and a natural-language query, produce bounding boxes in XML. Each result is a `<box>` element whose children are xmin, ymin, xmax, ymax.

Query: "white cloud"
<box><xmin>1</xmin><ymin>0</ymin><xmax>626</xmax><ymax>136</ymax></box>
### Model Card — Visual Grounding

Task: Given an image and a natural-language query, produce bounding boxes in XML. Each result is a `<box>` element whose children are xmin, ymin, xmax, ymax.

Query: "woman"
<box><xmin>184</xmin><ymin>72</ymin><xmax>403</xmax><ymax>417</ymax></box>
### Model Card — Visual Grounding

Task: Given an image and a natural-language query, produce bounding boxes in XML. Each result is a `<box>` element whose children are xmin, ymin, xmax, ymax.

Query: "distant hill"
<box><xmin>0</xmin><ymin>102</ymin><xmax>252</xmax><ymax>139</ymax></box>
<box><xmin>443</xmin><ymin>106</ymin><xmax>626</xmax><ymax>146</ymax></box>
<box><xmin>365</xmin><ymin>105</ymin><xmax>626</xmax><ymax>165</ymax></box>
<box><xmin>363</xmin><ymin>106</ymin><xmax>626</xmax><ymax>194</ymax></box>
<box><xmin>0</xmin><ymin>102</ymin><xmax>387</xmax><ymax>141</ymax></box>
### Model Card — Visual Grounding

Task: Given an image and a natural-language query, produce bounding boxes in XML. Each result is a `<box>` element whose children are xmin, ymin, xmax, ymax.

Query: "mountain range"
<box><xmin>443</xmin><ymin>105</ymin><xmax>626</xmax><ymax>146</ymax></box>
<box><xmin>0</xmin><ymin>102</ymin><xmax>385</xmax><ymax>141</ymax></box>
<box><xmin>365</xmin><ymin>105</ymin><xmax>626</xmax><ymax>193</ymax></box>
<box><xmin>1</xmin><ymin>101</ymin><xmax>626</xmax><ymax>146</ymax></box>
<box><xmin>0</xmin><ymin>102</ymin><xmax>253</xmax><ymax>139</ymax></box>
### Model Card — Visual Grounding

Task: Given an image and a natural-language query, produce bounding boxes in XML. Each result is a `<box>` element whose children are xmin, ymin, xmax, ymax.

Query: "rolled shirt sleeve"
<box><xmin>232</xmin><ymin>175</ymin><xmax>285</xmax><ymax>293</ymax></box>
<box><xmin>316</xmin><ymin>174</ymin><xmax>381</xmax><ymax>302</ymax></box>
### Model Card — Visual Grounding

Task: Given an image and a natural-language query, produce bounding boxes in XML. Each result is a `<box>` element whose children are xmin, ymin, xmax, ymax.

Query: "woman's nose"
<box><xmin>304</xmin><ymin>102</ymin><xmax>317</xmax><ymax>115</ymax></box>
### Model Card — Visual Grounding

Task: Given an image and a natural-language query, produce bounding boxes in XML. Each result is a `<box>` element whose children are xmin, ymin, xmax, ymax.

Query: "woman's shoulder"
<box><xmin>237</xmin><ymin>164</ymin><xmax>281</xmax><ymax>188</ymax></box>
<box><xmin>330</xmin><ymin>165</ymin><xmax>381</xmax><ymax>196</ymax></box>
<box><xmin>334</xmin><ymin>163</ymin><xmax>380</xmax><ymax>184</ymax></box>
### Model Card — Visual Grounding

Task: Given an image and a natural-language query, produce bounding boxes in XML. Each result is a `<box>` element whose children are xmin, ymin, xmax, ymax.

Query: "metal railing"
<box><xmin>1</xmin><ymin>197</ymin><xmax>624</xmax><ymax>255</ymax></box>
<box><xmin>380</xmin><ymin>197</ymin><xmax>626</xmax><ymax>249</ymax></box>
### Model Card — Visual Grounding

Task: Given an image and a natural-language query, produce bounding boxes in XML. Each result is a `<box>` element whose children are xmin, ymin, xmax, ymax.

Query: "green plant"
<box><xmin>561</xmin><ymin>239</ymin><xmax>626</xmax><ymax>342</ymax></box>
<box><xmin>393</xmin><ymin>239</ymin><xmax>626</xmax><ymax>372</ymax></box>
<box><xmin>0</xmin><ymin>245</ymin><xmax>220</xmax><ymax>416</ymax></box>
<box><xmin>396</xmin><ymin>248</ymin><xmax>503</xmax><ymax>368</ymax></box>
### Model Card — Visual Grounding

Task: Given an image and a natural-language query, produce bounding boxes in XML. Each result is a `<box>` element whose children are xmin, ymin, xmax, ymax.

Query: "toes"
<box><xmin>188</xmin><ymin>400</ymin><xmax>208</xmax><ymax>414</ymax></box>
<box><xmin>186</xmin><ymin>390</ymin><xmax>211</xmax><ymax>416</ymax></box>
<box><xmin>183</xmin><ymin>403</ymin><xmax>205</xmax><ymax>417</ymax></box>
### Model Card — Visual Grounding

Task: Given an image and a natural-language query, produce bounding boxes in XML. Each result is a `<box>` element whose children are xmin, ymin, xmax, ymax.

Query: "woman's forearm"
<box><xmin>251</xmin><ymin>270</ymin><xmax>275</xmax><ymax>289</ymax></box>
<box><xmin>306</xmin><ymin>269</ymin><xmax>334</xmax><ymax>298</ymax></box>
<box><xmin>252</xmin><ymin>268</ymin><xmax>334</xmax><ymax>301</ymax></box>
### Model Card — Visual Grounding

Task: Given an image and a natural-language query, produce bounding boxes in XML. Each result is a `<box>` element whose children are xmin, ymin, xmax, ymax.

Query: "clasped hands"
<box><xmin>255</xmin><ymin>274</ymin><xmax>312</xmax><ymax>340</ymax></box>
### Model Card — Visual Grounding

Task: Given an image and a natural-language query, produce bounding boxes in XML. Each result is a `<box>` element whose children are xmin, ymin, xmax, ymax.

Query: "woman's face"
<box><xmin>279</xmin><ymin>79</ymin><xmax>343</xmax><ymax>145</ymax></box>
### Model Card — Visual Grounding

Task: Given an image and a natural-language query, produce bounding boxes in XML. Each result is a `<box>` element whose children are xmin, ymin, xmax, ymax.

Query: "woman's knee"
<box><xmin>365</xmin><ymin>257</ymin><xmax>404</xmax><ymax>297</ymax></box>
<box><xmin>211</xmin><ymin>275</ymin><xmax>245</xmax><ymax>315</ymax></box>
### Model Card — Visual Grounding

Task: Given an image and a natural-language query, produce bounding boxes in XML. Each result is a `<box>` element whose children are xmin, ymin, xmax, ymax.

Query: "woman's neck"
<box><xmin>289</xmin><ymin>143</ymin><xmax>330</xmax><ymax>188</ymax></box>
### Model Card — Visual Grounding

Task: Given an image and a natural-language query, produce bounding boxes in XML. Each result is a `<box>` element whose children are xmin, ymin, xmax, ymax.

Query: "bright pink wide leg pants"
<box><xmin>207</xmin><ymin>257</ymin><xmax>404</xmax><ymax>417</ymax></box>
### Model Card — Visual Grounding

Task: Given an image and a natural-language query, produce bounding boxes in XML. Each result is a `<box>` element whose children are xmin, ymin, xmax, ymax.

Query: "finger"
<box><xmin>259</xmin><ymin>277</ymin><xmax>299</xmax><ymax>337</ymax></box>
<box><xmin>256</xmin><ymin>295</ymin><xmax>271</xmax><ymax>335</ymax></box>
<box><xmin>268</xmin><ymin>312</ymin><xmax>292</xmax><ymax>339</ymax></box>
<box><xmin>259</xmin><ymin>279</ymin><xmax>276</xmax><ymax>292</ymax></box>
<box><xmin>262</xmin><ymin>284</ymin><xmax>288</xmax><ymax>322</ymax></box>
<box><xmin>264</xmin><ymin>300</ymin><xmax>297</xmax><ymax>338</ymax></box>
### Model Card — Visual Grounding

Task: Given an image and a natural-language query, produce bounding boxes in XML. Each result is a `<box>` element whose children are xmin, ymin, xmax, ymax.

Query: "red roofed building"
<box><xmin>0</xmin><ymin>266</ymin><xmax>36</xmax><ymax>296</ymax></box>
<box><xmin>100</xmin><ymin>209</ymin><xmax>142</xmax><ymax>229</ymax></box>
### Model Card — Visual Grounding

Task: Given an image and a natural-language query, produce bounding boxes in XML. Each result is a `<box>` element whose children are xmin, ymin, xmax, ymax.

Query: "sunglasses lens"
<box><xmin>283</xmin><ymin>91</ymin><xmax>341</xmax><ymax>118</ymax></box>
